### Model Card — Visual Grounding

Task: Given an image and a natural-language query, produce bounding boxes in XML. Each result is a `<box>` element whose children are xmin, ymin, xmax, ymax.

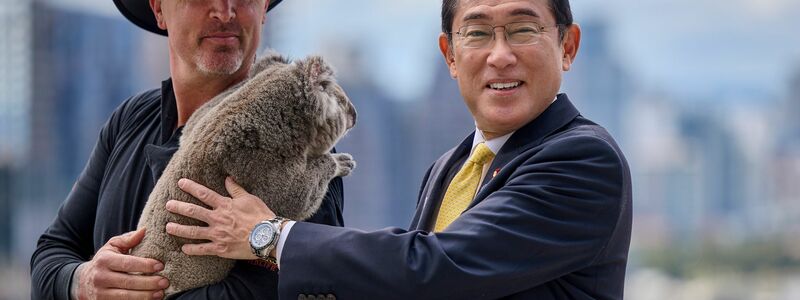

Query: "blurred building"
<box><xmin>562</xmin><ymin>18</ymin><xmax>630</xmax><ymax>140</ymax></box>
<box><xmin>413</xmin><ymin>63</ymin><xmax>475</xmax><ymax>164</ymax></box>
<box><xmin>324</xmin><ymin>44</ymin><xmax>417</xmax><ymax>229</ymax></box>
<box><xmin>30</xmin><ymin>1</ymin><xmax>142</xmax><ymax>202</ymax></box>
<box><xmin>677</xmin><ymin>108</ymin><xmax>748</xmax><ymax>238</ymax></box>
<box><xmin>769</xmin><ymin>67</ymin><xmax>800</xmax><ymax>233</ymax></box>
<box><xmin>11</xmin><ymin>1</ymin><xmax>155</xmax><ymax>262</ymax></box>
<box><xmin>0</xmin><ymin>0</ymin><xmax>33</xmax><ymax>262</ymax></box>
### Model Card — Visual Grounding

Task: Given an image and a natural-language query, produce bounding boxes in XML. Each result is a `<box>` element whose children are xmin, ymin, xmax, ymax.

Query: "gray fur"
<box><xmin>131</xmin><ymin>51</ymin><xmax>356</xmax><ymax>296</ymax></box>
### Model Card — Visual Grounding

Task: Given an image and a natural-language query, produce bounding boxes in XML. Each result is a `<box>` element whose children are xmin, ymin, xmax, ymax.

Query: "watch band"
<box><xmin>250</xmin><ymin>216</ymin><xmax>288</xmax><ymax>262</ymax></box>
<box><xmin>263</xmin><ymin>216</ymin><xmax>287</xmax><ymax>261</ymax></box>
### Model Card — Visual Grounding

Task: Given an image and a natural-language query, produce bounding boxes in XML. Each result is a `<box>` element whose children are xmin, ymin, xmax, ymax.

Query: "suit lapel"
<box><xmin>471</xmin><ymin>94</ymin><xmax>581</xmax><ymax>208</ymax></box>
<box><xmin>412</xmin><ymin>94</ymin><xmax>581</xmax><ymax>230</ymax></box>
<box><xmin>412</xmin><ymin>133</ymin><xmax>473</xmax><ymax>231</ymax></box>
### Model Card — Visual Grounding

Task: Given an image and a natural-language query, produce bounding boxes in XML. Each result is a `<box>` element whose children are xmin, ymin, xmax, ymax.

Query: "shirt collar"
<box><xmin>469</xmin><ymin>96</ymin><xmax>558</xmax><ymax>155</ymax></box>
<box><xmin>471</xmin><ymin>129</ymin><xmax>513</xmax><ymax>156</ymax></box>
<box><xmin>160</xmin><ymin>79</ymin><xmax>179</xmax><ymax>145</ymax></box>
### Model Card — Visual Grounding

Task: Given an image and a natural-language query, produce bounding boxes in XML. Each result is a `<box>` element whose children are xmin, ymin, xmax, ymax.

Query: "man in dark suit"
<box><xmin>166</xmin><ymin>0</ymin><xmax>632</xmax><ymax>298</ymax></box>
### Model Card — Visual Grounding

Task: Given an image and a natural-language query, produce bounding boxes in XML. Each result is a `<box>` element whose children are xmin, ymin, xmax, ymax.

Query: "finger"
<box><xmin>95</xmin><ymin>272</ymin><xmax>169</xmax><ymax>291</ymax></box>
<box><xmin>108</xmin><ymin>228</ymin><xmax>146</xmax><ymax>251</ymax></box>
<box><xmin>178</xmin><ymin>178</ymin><xmax>225</xmax><ymax>208</ymax></box>
<box><xmin>101</xmin><ymin>252</ymin><xmax>165</xmax><ymax>274</ymax></box>
<box><xmin>181</xmin><ymin>242</ymin><xmax>221</xmax><ymax>256</ymax></box>
<box><xmin>166</xmin><ymin>222</ymin><xmax>212</xmax><ymax>241</ymax></box>
<box><xmin>225</xmin><ymin>176</ymin><xmax>249</xmax><ymax>198</ymax></box>
<box><xmin>226</xmin><ymin>177</ymin><xmax>275</xmax><ymax>219</ymax></box>
<box><xmin>100</xmin><ymin>288</ymin><xmax>165</xmax><ymax>300</ymax></box>
<box><xmin>165</xmin><ymin>200</ymin><xmax>212</xmax><ymax>224</ymax></box>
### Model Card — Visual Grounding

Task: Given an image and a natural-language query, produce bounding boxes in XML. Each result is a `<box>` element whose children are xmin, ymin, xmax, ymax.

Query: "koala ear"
<box><xmin>249</xmin><ymin>49</ymin><xmax>289</xmax><ymax>77</ymax></box>
<box><xmin>300</xmin><ymin>55</ymin><xmax>334</xmax><ymax>92</ymax></box>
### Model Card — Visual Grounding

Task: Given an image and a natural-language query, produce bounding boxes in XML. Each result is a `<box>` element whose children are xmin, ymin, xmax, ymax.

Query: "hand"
<box><xmin>165</xmin><ymin>177</ymin><xmax>275</xmax><ymax>260</ymax></box>
<box><xmin>74</xmin><ymin>228</ymin><xmax>169</xmax><ymax>300</ymax></box>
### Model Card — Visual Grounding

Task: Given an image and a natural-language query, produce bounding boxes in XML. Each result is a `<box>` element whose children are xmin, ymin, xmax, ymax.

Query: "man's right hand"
<box><xmin>73</xmin><ymin>228</ymin><xmax>169</xmax><ymax>300</ymax></box>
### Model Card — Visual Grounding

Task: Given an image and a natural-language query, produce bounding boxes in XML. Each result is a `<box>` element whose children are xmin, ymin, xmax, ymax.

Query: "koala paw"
<box><xmin>332</xmin><ymin>153</ymin><xmax>356</xmax><ymax>177</ymax></box>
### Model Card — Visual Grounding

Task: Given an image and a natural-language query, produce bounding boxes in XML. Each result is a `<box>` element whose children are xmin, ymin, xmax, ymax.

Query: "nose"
<box><xmin>486</xmin><ymin>29</ymin><xmax>517</xmax><ymax>70</ymax></box>
<box><xmin>209</xmin><ymin>0</ymin><xmax>236</xmax><ymax>23</ymax></box>
<box><xmin>346</xmin><ymin>101</ymin><xmax>357</xmax><ymax>129</ymax></box>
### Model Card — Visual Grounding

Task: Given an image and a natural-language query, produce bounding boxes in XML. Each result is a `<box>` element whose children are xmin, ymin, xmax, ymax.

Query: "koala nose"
<box><xmin>347</xmin><ymin>102</ymin><xmax>357</xmax><ymax>129</ymax></box>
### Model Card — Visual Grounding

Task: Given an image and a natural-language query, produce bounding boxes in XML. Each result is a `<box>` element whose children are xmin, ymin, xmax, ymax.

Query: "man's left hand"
<box><xmin>165</xmin><ymin>177</ymin><xmax>275</xmax><ymax>260</ymax></box>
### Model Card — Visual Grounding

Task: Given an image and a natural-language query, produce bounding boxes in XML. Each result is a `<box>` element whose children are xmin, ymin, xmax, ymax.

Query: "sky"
<box><xmin>583</xmin><ymin>0</ymin><xmax>800</xmax><ymax>102</ymax></box>
<box><xmin>45</xmin><ymin>0</ymin><xmax>800</xmax><ymax>103</ymax></box>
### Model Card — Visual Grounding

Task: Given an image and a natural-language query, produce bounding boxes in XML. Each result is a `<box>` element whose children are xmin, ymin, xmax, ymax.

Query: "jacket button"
<box><xmin>297</xmin><ymin>295</ymin><xmax>307</xmax><ymax>300</ymax></box>
<box><xmin>326</xmin><ymin>294</ymin><xmax>336</xmax><ymax>300</ymax></box>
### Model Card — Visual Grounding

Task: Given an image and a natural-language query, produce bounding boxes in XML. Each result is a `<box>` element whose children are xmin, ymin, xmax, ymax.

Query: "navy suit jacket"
<box><xmin>279</xmin><ymin>94</ymin><xmax>632</xmax><ymax>299</ymax></box>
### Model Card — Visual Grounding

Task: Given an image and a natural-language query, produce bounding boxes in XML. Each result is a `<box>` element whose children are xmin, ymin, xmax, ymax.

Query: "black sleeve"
<box><xmin>171</xmin><ymin>177</ymin><xmax>345</xmax><ymax>299</ymax></box>
<box><xmin>29</xmin><ymin>101</ymin><xmax>126</xmax><ymax>300</ymax></box>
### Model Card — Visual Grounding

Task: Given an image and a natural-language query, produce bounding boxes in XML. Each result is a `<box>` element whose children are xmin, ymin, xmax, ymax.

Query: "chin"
<box><xmin>196</xmin><ymin>56</ymin><xmax>244</xmax><ymax>75</ymax></box>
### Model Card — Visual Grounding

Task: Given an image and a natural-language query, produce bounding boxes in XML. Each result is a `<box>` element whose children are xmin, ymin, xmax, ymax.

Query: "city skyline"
<box><xmin>36</xmin><ymin>0</ymin><xmax>800</xmax><ymax>103</ymax></box>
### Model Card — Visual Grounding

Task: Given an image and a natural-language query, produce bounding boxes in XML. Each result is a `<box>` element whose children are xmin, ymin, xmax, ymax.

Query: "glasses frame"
<box><xmin>450</xmin><ymin>22</ymin><xmax>564</xmax><ymax>49</ymax></box>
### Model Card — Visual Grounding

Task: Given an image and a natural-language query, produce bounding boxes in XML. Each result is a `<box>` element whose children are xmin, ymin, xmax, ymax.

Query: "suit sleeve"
<box><xmin>172</xmin><ymin>176</ymin><xmax>345</xmax><ymax>299</ymax></box>
<box><xmin>278</xmin><ymin>134</ymin><xmax>628</xmax><ymax>299</ymax></box>
<box><xmin>29</xmin><ymin>102</ymin><xmax>126</xmax><ymax>300</ymax></box>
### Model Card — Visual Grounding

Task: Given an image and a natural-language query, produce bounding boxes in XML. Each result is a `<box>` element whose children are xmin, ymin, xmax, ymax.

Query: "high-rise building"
<box><xmin>0</xmin><ymin>0</ymin><xmax>32</xmax><ymax>165</ymax></box>
<box><xmin>769</xmin><ymin>67</ymin><xmax>800</xmax><ymax>232</ymax></box>
<box><xmin>12</xmin><ymin>1</ymin><xmax>156</xmax><ymax>263</ymax></box>
<box><xmin>561</xmin><ymin>19</ymin><xmax>629</xmax><ymax>140</ymax></box>
<box><xmin>0</xmin><ymin>0</ymin><xmax>32</xmax><ymax>261</ymax></box>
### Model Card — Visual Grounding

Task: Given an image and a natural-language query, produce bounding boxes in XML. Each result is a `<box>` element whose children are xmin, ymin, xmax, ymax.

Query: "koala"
<box><xmin>130</xmin><ymin>51</ymin><xmax>357</xmax><ymax>296</ymax></box>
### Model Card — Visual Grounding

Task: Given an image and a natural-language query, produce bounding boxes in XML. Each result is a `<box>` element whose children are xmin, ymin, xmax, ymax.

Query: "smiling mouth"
<box><xmin>487</xmin><ymin>81</ymin><xmax>523</xmax><ymax>90</ymax></box>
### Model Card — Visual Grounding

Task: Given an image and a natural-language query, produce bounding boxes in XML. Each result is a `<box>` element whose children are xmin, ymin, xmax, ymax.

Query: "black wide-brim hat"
<box><xmin>113</xmin><ymin>0</ymin><xmax>284</xmax><ymax>36</ymax></box>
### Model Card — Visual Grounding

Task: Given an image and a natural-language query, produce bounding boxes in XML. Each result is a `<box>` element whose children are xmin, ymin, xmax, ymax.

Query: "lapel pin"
<box><xmin>492</xmin><ymin>168</ymin><xmax>500</xmax><ymax>178</ymax></box>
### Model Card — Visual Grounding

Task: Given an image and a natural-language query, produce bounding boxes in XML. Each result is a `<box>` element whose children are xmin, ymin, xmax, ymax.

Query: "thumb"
<box><xmin>225</xmin><ymin>176</ymin><xmax>248</xmax><ymax>198</ymax></box>
<box><xmin>109</xmin><ymin>227</ymin><xmax>146</xmax><ymax>251</ymax></box>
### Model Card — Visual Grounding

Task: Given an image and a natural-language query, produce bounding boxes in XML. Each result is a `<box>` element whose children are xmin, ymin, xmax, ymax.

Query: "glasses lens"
<box><xmin>506</xmin><ymin>22</ymin><xmax>540</xmax><ymax>45</ymax></box>
<box><xmin>460</xmin><ymin>25</ymin><xmax>493</xmax><ymax>48</ymax></box>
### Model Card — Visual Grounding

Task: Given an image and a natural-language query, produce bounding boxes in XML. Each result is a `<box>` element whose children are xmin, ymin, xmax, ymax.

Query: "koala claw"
<box><xmin>332</xmin><ymin>153</ymin><xmax>355</xmax><ymax>177</ymax></box>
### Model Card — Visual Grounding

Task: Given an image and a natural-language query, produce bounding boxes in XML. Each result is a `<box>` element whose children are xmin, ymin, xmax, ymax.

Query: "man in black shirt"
<box><xmin>29</xmin><ymin>0</ymin><xmax>346</xmax><ymax>299</ymax></box>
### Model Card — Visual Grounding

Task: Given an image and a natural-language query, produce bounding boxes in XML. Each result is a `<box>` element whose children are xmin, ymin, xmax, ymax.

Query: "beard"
<box><xmin>194</xmin><ymin>45</ymin><xmax>245</xmax><ymax>75</ymax></box>
<box><xmin>193</xmin><ymin>20</ymin><xmax>246</xmax><ymax>75</ymax></box>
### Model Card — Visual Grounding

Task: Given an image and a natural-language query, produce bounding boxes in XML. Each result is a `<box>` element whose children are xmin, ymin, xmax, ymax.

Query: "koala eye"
<box><xmin>319</xmin><ymin>80</ymin><xmax>331</xmax><ymax>90</ymax></box>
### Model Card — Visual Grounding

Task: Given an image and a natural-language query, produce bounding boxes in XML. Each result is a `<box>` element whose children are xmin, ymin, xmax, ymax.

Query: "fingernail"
<box><xmin>165</xmin><ymin>200</ymin><xmax>174</xmax><ymax>210</ymax></box>
<box><xmin>153</xmin><ymin>290</ymin><xmax>164</xmax><ymax>299</ymax></box>
<box><xmin>165</xmin><ymin>223</ymin><xmax>174</xmax><ymax>232</ymax></box>
<box><xmin>154</xmin><ymin>263</ymin><xmax>164</xmax><ymax>271</ymax></box>
<box><xmin>178</xmin><ymin>178</ymin><xmax>186</xmax><ymax>188</ymax></box>
<box><xmin>159</xmin><ymin>278</ymin><xmax>169</xmax><ymax>288</ymax></box>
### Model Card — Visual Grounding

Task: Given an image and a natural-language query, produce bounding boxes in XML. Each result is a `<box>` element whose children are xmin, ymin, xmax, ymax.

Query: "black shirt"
<box><xmin>30</xmin><ymin>79</ymin><xmax>345</xmax><ymax>299</ymax></box>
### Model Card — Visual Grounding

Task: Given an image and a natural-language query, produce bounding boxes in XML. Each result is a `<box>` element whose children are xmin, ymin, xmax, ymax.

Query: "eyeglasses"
<box><xmin>451</xmin><ymin>22</ymin><xmax>562</xmax><ymax>49</ymax></box>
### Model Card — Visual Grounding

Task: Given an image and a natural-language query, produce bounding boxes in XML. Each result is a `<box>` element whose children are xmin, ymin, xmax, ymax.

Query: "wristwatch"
<box><xmin>249</xmin><ymin>216</ymin><xmax>288</xmax><ymax>263</ymax></box>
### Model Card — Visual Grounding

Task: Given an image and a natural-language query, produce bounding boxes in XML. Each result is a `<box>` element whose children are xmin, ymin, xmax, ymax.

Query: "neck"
<box><xmin>481</xmin><ymin>130</ymin><xmax>510</xmax><ymax>141</ymax></box>
<box><xmin>170</xmin><ymin>64</ymin><xmax>249</xmax><ymax>127</ymax></box>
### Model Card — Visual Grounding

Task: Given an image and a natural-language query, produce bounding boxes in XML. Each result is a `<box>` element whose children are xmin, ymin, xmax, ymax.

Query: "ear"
<box><xmin>439</xmin><ymin>33</ymin><xmax>458</xmax><ymax>79</ymax></box>
<box><xmin>301</xmin><ymin>56</ymin><xmax>334</xmax><ymax>91</ymax></box>
<box><xmin>560</xmin><ymin>24</ymin><xmax>581</xmax><ymax>72</ymax></box>
<box><xmin>298</xmin><ymin>56</ymin><xmax>335</xmax><ymax>108</ymax></box>
<box><xmin>249</xmin><ymin>49</ymin><xmax>289</xmax><ymax>77</ymax></box>
<box><xmin>149</xmin><ymin>0</ymin><xmax>166</xmax><ymax>30</ymax></box>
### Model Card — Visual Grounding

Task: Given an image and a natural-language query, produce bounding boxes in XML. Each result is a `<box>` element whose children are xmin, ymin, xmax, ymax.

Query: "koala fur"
<box><xmin>130</xmin><ymin>51</ymin><xmax>356</xmax><ymax>296</ymax></box>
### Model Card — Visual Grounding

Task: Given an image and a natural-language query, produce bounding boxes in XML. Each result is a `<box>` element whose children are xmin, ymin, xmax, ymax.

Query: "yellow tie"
<box><xmin>434</xmin><ymin>143</ymin><xmax>495</xmax><ymax>232</ymax></box>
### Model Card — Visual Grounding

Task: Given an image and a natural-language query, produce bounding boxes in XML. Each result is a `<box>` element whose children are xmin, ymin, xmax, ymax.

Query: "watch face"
<box><xmin>250</xmin><ymin>223</ymin><xmax>275</xmax><ymax>249</ymax></box>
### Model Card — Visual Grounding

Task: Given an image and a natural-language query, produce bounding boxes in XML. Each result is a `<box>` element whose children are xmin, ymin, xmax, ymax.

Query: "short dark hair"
<box><xmin>441</xmin><ymin>0</ymin><xmax>573</xmax><ymax>41</ymax></box>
